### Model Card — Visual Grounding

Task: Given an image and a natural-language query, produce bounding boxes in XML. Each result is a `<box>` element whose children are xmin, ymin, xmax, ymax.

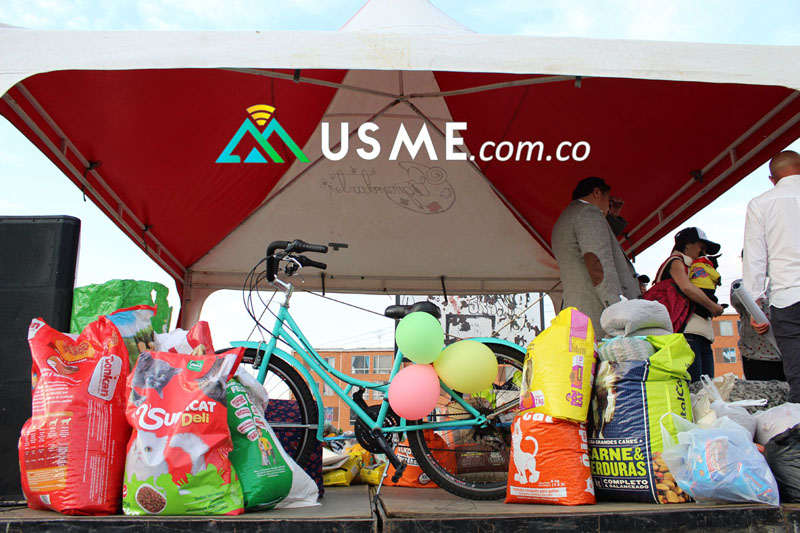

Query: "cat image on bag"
<box><xmin>512</xmin><ymin>418</ymin><xmax>540</xmax><ymax>484</ymax></box>
<box><xmin>169</xmin><ymin>432</ymin><xmax>210</xmax><ymax>475</ymax></box>
<box><xmin>193</xmin><ymin>356</ymin><xmax>236</xmax><ymax>403</ymax></box>
<box><xmin>130</xmin><ymin>352</ymin><xmax>182</xmax><ymax>406</ymax></box>
<box><xmin>126</xmin><ymin>430</ymin><xmax>170</xmax><ymax>483</ymax></box>
<box><xmin>126</xmin><ymin>431</ymin><xmax>210</xmax><ymax>483</ymax></box>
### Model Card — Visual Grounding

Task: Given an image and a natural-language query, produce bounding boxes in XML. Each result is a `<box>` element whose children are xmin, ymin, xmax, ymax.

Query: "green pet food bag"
<box><xmin>226</xmin><ymin>369</ymin><xmax>293</xmax><ymax>510</ymax></box>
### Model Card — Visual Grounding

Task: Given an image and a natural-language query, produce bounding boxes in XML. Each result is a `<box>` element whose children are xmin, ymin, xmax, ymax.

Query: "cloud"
<box><xmin>437</xmin><ymin>0</ymin><xmax>800</xmax><ymax>45</ymax></box>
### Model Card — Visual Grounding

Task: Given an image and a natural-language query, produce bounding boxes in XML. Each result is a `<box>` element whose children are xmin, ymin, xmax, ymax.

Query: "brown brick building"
<box><xmin>711</xmin><ymin>313</ymin><xmax>744</xmax><ymax>378</ymax></box>
<box><xmin>302</xmin><ymin>348</ymin><xmax>395</xmax><ymax>432</ymax></box>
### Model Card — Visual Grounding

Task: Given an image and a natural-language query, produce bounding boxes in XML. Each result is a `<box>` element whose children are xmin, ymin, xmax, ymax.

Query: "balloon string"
<box><xmin>304</xmin><ymin>290</ymin><xmax>388</xmax><ymax>318</ymax></box>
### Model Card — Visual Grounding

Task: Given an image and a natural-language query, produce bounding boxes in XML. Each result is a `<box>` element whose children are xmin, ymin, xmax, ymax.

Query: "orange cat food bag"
<box><xmin>506</xmin><ymin>411</ymin><xmax>595</xmax><ymax>505</ymax></box>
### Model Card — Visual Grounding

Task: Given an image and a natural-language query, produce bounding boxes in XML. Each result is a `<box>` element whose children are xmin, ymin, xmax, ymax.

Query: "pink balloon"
<box><xmin>388</xmin><ymin>364</ymin><xmax>441</xmax><ymax>420</ymax></box>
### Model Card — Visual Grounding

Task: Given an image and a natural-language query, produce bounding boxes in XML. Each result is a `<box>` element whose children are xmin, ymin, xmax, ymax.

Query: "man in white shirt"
<box><xmin>743</xmin><ymin>150</ymin><xmax>800</xmax><ymax>400</ymax></box>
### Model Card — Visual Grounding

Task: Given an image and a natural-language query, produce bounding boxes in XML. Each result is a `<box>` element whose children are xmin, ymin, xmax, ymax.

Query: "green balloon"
<box><xmin>395</xmin><ymin>312</ymin><xmax>445</xmax><ymax>364</ymax></box>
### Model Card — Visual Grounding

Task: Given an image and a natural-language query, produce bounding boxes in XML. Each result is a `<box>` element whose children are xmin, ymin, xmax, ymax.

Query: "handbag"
<box><xmin>643</xmin><ymin>254</ymin><xmax>694</xmax><ymax>333</ymax></box>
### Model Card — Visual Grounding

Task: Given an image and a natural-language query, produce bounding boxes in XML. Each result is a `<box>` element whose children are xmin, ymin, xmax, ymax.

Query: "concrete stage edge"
<box><xmin>3</xmin><ymin>485</ymin><xmax>800</xmax><ymax>533</ymax></box>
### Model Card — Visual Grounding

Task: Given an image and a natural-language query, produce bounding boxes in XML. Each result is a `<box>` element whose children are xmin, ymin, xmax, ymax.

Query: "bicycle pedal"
<box><xmin>390</xmin><ymin>462</ymin><xmax>406</xmax><ymax>483</ymax></box>
<box><xmin>371</xmin><ymin>429</ymin><xmax>406</xmax><ymax>472</ymax></box>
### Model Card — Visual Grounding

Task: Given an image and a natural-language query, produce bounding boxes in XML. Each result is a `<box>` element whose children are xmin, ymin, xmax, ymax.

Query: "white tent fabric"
<box><xmin>2</xmin><ymin>1</ymin><xmax>799</xmax><ymax>98</ymax></box>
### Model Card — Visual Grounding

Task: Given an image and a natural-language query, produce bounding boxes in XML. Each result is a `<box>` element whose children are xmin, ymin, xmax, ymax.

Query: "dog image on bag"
<box><xmin>506</xmin><ymin>412</ymin><xmax>595</xmax><ymax>505</ymax></box>
<box><xmin>511</xmin><ymin>418</ymin><xmax>540</xmax><ymax>484</ymax></box>
<box><xmin>591</xmin><ymin>362</ymin><xmax>622</xmax><ymax>439</ymax></box>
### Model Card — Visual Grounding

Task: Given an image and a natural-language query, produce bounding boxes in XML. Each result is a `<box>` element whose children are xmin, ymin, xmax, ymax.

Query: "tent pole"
<box><xmin>5</xmin><ymin>86</ymin><xmax>188</xmax><ymax>284</ymax></box>
<box><xmin>628</xmin><ymin>105</ymin><xmax>800</xmax><ymax>254</ymax></box>
<box><xmin>407</xmin><ymin>75</ymin><xmax>574</xmax><ymax>99</ymax></box>
<box><xmin>228</xmin><ymin>67</ymin><xmax>573</xmax><ymax>101</ymax></box>
<box><xmin>624</xmin><ymin>91</ymin><xmax>800</xmax><ymax>253</ymax></box>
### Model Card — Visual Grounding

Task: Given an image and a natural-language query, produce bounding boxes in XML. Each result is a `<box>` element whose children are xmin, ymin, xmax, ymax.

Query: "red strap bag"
<box><xmin>643</xmin><ymin>254</ymin><xmax>694</xmax><ymax>333</ymax></box>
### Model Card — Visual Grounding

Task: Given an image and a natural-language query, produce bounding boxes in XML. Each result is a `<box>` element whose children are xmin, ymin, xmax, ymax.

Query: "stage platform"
<box><xmin>2</xmin><ymin>485</ymin><xmax>799</xmax><ymax>533</ymax></box>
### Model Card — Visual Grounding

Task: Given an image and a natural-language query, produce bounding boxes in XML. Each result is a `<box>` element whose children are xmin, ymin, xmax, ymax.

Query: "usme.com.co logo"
<box><xmin>216</xmin><ymin>105</ymin><xmax>309</xmax><ymax>163</ymax></box>
<box><xmin>217</xmin><ymin>103</ymin><xmax>591</xmax><ymax>164</ymax></box>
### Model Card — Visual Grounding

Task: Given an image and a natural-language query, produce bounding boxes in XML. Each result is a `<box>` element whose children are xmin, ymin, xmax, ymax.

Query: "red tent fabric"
<box><xmin>2</xmin><ymin>2</ymin><xmax>799</xmax><ymax>323</ymax></box>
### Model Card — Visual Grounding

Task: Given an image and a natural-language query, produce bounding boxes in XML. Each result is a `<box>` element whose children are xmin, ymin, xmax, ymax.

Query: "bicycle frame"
<box><xmin>234</xmin><ymin>285</ymin><xmax>523</xmax><ymax>442</ymax></box>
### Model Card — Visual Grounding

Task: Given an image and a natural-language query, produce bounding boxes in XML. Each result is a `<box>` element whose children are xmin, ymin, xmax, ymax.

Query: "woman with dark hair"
<box><xmin>654</xmin><ymin>227</ymin><xmax>725</xmax><ymax>382</ymax></box>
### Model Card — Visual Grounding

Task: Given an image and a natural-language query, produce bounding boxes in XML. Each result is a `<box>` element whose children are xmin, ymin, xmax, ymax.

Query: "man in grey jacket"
<box><xmin>551</xmin><ymin>177</ymin><xmax>641</xmax><ymax>338</ymax></box>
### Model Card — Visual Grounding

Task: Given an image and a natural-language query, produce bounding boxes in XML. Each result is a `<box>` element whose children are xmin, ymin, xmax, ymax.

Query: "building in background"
<box><xmin>711</xmin><ymin>313</ymin><xmax>744</xmax><ymax>378</ymax></box>
<box><xmin>306</xmin><ymin>348</ymin><xmax>394</xmax><ymax>432</ymax></box>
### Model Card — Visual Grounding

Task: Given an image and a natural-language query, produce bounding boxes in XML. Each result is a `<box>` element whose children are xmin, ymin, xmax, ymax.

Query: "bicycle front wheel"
<box><xmin>242</xmin><ymin>348</ymin><xmax>319</xmax><ymax>469</ymax></box>
<box><xmin>407</xmin><ymin>341</ymin><xmax>525</xmax><ymax>500</ymax></box>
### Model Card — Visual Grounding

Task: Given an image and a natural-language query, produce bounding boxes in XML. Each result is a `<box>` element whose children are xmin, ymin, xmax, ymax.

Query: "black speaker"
<box><xmin>0</xmin><ymin>216</ymin><xmax>80</xmax><ymax>503</ymax></box>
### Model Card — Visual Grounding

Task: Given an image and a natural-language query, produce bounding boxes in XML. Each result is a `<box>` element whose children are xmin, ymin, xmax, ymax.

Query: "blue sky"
<box><xmin>1</xmin><ymin>0</ymin><xmax>799</xmax><ymax>347</ymax></box>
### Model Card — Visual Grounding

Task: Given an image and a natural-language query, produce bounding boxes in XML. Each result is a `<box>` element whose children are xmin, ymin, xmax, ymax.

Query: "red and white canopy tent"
<box><xmin>2</xmin><ymin>0</ymin><xmax>799</xmax><ymax>326</ymax></box>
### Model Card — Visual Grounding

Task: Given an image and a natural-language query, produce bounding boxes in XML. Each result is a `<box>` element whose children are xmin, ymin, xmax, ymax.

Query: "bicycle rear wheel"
<box><xmin>407</xmin><ymin>341</ymin><xmax>525</xmax><ymax>500</ymax></box>
<box><xmin>242</xmin><ymin>348</ymin><xmax>318</xmax><ymax>469</ymax></box>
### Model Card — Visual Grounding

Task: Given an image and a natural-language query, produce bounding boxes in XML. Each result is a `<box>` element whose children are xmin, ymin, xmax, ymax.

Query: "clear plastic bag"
<box><xmin>660</xmin><ymin>413</ymin><xmax>779</xmax><ymax>506</ymax></box>
<box><xmin>692</xmin><ymin>375</ymin><xmax>765</xmax><ymax>438</ymax></box>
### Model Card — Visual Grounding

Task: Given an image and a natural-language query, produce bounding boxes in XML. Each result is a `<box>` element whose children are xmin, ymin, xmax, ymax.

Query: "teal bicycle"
<box><xmin>233</xmin><ymin>239</ymin><xmax>526</xmax><ymax>500</ymax></box>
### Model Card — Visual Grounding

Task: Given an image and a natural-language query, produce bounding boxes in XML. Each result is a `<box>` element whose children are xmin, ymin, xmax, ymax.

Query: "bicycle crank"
<box><xmin>354</xmin><ymin>404</ymin><xmax>401</xmax><ymax>453</ymax></box>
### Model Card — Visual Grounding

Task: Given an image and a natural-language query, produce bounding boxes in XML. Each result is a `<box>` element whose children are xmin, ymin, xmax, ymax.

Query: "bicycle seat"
<box><xmin>384</xmin><ymin>301</ymin><xmax>442</xmax><ymax>320</ymax></box>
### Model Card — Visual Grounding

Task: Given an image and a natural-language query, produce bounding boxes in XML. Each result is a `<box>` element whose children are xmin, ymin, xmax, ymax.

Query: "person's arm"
<box><xmin>743</xmin><ymin>199</ymin><xmax>768</xmax><ymax>300</ymax></box>
<box><xmin>575</xmin><ymin>206</ymin><xmax>624</xmax><ymax>307</ymax></box>
<box><xmin>670</xmin><ymin>260</ymin><xmax>724</xmax><ymax>316</ymax></box>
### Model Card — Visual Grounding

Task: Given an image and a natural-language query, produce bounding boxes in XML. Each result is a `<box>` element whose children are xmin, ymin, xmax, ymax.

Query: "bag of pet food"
<box><xmin>71</xmin><ymin>279</ymin><xmax>172</xmax><ymax>335</ymax></box>
<box><xmin>506</xmin><ymin>411</ymin><xmax>595</xmax><ymax>505</ymax></box>
<box><xmin>589</xmin><ymin>333</ymin><xmax>693</xmax><ymax>503</ymax></box>
<box><xmin>20</xmin><ymin>316</ymin><xmax>131</xmax><ymax>515</ymax></box>
<box><xmin>323</xmin><ymin>454</ymin><xmax>362</xmax><ymax>486</ymax></box>
<box><xmin>385</xmin><ymin>430</ymin><xmax>456</xmax><ymax>488</ymax></box>
<box><xmin>226</xmin><ymin>368</ymin><xmax>293</xmax><ymax>510</ymax></box>
<box><xmin>123</xmin><ymin>348</ymin><xmax>244</xmax><ymax>515</ymax></box>
<box><xmin>520</xmin><ymin>307</ymin><xmax>596</xmax><ymax>423</ymax></box>
<box><xmin>105</xmin><ymin>305</ymin><xmax>157</xmax><ymax>368</ymax></box>
<box><xmin>359</xmin><ymin>463</ymin><xmax>389</xmax><ymax>485</ymax></box>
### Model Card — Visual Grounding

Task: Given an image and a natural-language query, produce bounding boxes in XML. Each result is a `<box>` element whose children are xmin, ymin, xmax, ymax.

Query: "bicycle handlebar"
<box><xmin>266</xmin><ymin>239</ymin><xmax>328</xmax><ymax>282</ymax></box>
<box><xmin>296</xmin><ymin>255</ymin><xmax>328</xmax><ymax>271</ymax></box>
<box><xmin>293</xmin><ymin>240</ymin><xmax>328</xmax><ymax>254</ymax></box>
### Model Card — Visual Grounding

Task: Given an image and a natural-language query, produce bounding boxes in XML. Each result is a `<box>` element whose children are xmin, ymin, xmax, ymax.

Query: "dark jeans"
<box><xmin>742</xmin><ymin>357</ymin><xmax>786</xmax><ymax>381</ymax></box>
<box><xmin>771</xmin><ymin>301</ymin><xmax>800</xmax><ymax>403</ymax></box>
<box><xmin>684</xmin><ymin>333</ymin><xmax>714</xmax><ymax>383</ymax></box>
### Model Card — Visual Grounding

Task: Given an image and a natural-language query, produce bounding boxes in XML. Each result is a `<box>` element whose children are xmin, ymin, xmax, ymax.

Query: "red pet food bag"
<box><xmin>506</xmin><ymin>411</ymin><xmax>595</xmax><ymax>505</ymax></box>
<box><xmin>123</xmin><ymin>348</ymin><xmax>245</xmax><ymax>515</ymax></box>
<box><xmin>20</xmin><ymin>317</ymin><xmax>131</xmax><ymax>515</ymax></box>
